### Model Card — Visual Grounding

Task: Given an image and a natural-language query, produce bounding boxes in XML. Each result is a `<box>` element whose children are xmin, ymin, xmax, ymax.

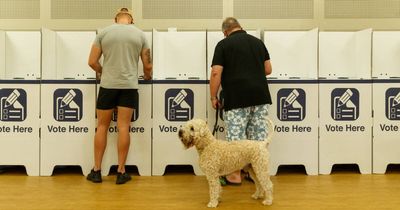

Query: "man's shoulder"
<box><xmin>97</xmin><ymin>24</ymin><xmax>118</xmax><ymax>35</ymax></box>
<box><xmin>128</xmin><ymin>25</ymin><xmax>144</xmax><ymax>31</ymax></box>
<box><xmin>101</xmin><ymin>24</ymin><xmax>143</xmax><ymax>32</ymax></box>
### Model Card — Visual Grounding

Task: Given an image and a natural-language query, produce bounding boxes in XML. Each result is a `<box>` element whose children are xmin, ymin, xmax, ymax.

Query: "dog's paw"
<box><xmin>207</xmin><ymin>201</ymin><xmax>219</xmax><ymax>208</ymax></box>
<box><xmin>251</xmin><ymin>194</ymin><xmax>260</xmax><ymax>200</ymax></box>
<box><xmin>251</xmin><ymin>192</ymin><xmax>264</xmax><ymax>200</ymax></box>
<box><xmin>262</xmin><ymin>199</ymin><xmax>273</xmax><ymax>206</ymax></box>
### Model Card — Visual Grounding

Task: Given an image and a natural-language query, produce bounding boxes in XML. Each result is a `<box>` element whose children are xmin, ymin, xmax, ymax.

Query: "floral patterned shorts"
<box><xmin>224</xmin><ymin>104</ymin><xmax>269</xmax><ymax>141</ymax></box>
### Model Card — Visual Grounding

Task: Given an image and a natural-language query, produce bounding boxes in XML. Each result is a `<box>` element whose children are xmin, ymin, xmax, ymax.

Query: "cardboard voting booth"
<box><xmin>319</xmin><ymin>29</ymin><xmax>372</xmax><ymax>174</ymax></box>
<box><xmin>372</xmin><ymin>31</ymin><xmax>400</xmax><ymax>173</ymax></box>
<box><xmin>0</xmin><ymin>31</ymin><xmax>41</xmax><ymax>176</ymax></box>
<box><xmin>265</xmin><ymin>29</ymin><xmax>319</xmax><ymax>175</ymax></box>
<box><xmin>40</xmin><ymin>29</ymin><xmax>96</xmax><ymax>176</ymax></box>
<box><xmin>152</xmin><ymin>29</ymin><xmax>207</xmax><ymax>175</ymax></box>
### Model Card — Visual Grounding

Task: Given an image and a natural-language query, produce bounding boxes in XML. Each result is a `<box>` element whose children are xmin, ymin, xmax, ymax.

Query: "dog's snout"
<box><xmin>178</xmin><ymin>129</ymin><xmax>183</xmax><ymax>137</ymax></box>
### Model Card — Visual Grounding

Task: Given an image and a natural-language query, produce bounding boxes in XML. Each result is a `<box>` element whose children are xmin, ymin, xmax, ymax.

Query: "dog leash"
<box><xmin>212</xmin><ymin>104</ymin><xmax>219</xmax><ymax>136</ymax></box>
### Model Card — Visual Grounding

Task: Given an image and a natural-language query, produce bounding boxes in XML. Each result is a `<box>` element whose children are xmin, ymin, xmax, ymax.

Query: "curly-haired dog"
<box><xmin>178</xmin><ymin>118</ymin><xmax>274</xmax><ymax>208</ymax></box>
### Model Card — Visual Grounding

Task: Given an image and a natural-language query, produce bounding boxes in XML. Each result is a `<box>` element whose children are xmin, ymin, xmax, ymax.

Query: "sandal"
<box><xmin>220</xmin><ymin>176</ymin><xmax>242</xmax><ymax>186</ymax></box>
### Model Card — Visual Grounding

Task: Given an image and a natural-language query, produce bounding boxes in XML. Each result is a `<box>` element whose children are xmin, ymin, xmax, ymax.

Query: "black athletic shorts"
<box><xmin>96</xmin><ymin>87</ymin><xmax>138</xmax><ymax>110</ymax></box>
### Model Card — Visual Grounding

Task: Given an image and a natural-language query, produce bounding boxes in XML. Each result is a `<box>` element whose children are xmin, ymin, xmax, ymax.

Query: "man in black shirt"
<box><xmin>210</xmin><ymin>17</ymin><xmax>272</xmax><ymax>185</ymax></box>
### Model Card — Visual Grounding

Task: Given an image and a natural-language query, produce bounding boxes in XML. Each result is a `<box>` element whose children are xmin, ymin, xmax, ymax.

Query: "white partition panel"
<box><xmin>373</xmin><ymin>32</ymin><xmax>400</xmax><ymax>78</ymax></box>
<box><xmin>265</xmin><ymin>29</ymin><xmax>318</xmax><ymax>79</ymax></box>
<box><xmin>42</xmin><ymin>29</ymin><xmax>96</xmax><ymax>80</ymax></box>
<box><xmin>42</xmin><ymin>28</ymin><xmax>57</xmax><ymax>79</ymax></box>
<box><xmin>56</xmin><ymin>32</ymin><xmax>96</xmax><ymax>79</ymax></box>
<box><xmin>0</xmin><ymin>31</ymin><xmax>5</xmax><ymax>79</ymax></box>
<box><xmin>319</xmin><ymin>29</ymin><xmax>372</xmax><ymax>79</ymax></box>
<box><xmin>153</xmin><ymin>30</ymin><xmax>206</xmax><ymax>80</ymax></box>
<box><xmin>5</xmin><ymin>31</ymin><xmax>41</xmax><ymax>79</ymax></box>
<box><xmin>268</xmin><ymin>80</ymin><xmax>319</xmax><ymax>175</ymax></box>
<box><xmin>319</xmin><ymin>81</ymin><xmax>372</xmax><ymax>174</ymax></box>
<box><xmin>373</xmin><ymin>80</ymin><xmax>400</xmax><ymax>173</ymax></box>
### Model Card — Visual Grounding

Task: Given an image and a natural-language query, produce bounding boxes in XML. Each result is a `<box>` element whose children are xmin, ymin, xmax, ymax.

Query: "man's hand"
<box><xmin>211</xmin><ymin>97</ymin><xmax>221</xmax><ymax>109</ymax></box>
<box><xmin>143</xmin><ymin>74</ymin><xmax>152</xmax><ymax>80</ymax></box>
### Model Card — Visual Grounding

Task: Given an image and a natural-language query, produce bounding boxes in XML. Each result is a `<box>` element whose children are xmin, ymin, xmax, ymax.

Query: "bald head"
<box><xmin>222</xmin><ymin>17</ymin><xmax>242</xmax><ymax>35</ymax></box>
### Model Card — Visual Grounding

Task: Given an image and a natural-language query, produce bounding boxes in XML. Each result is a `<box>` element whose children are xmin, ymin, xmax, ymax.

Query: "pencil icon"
<box><xmin>338</xmin><ymin>89</ymin><xmax>353</xmax><ymax>107</ymax></box>
<box><xmin>4</xmin><ymin>89</ymin><xmax>21</xmax><ymax>108</ymax></box>
<box><xmin>392</xmin><ymin>92</ymin><xmax>400</xmax><ymax>107</ymax></box>
<box><xmin>60</xmin><ymin>90</ymin><xmax>77</xmax><ymax>108</ymax></box>
<box><xmin>283</xmin><ymin>89</ymin><xmax>299</xmax><ymax>107</ymax></box>
<box><xmin>172</xmin><ymin>89</ymin><xmax>187</xmax><ymax>108</ymax></box>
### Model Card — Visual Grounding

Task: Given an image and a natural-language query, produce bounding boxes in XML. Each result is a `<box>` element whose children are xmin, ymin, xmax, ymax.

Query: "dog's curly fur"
<box><xmin>178</xmin><ymin>118</ymin><xmax>274</xmax><ymax>208</ymax></box>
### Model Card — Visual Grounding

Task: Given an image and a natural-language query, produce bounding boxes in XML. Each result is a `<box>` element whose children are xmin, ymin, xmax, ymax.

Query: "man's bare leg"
<box><xmin>93</xmin><ymin>109</ymin><xmax>113</xmax><ymax>171</ymax></box>
<box><xmin>116</xmin><ymin>106</ymin><xmax>134</xmax><ymax>173</ymax></box>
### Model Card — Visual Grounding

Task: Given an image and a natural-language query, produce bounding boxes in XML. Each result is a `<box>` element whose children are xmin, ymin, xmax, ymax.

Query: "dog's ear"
<box><xmin>199</xmin><ymin>126</ymin><xmax>206</xmax><ymax>137</ymax></box>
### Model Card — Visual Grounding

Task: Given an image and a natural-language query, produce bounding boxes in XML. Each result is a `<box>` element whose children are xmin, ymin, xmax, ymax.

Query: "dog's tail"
<box><xmin>265</xmin><ymin>116</ymin><xmax>274</xmax><ymax>146</ymax></box>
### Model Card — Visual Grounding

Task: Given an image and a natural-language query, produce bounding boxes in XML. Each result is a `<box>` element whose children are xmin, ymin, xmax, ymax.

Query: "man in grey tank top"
<box><xmin>87</xmin><ymin>8</ymin><xmax>152</xmax><ymax>184</ymax></box>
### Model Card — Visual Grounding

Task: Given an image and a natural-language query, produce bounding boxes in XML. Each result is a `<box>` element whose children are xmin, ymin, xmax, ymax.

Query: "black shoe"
<box><xmin>116</xmin><ymin>172</ymin><xmax>131</xmax><ymax>185</ymax></box>
<box><xmin>244</xmin><ymin>172</ymin><xmax>254</xmax><ymax>183</ymax></box>
<box><xmin>87</xmin><ymin>169</ymin><xmax>102</xmax><ymax>183</ymax></box>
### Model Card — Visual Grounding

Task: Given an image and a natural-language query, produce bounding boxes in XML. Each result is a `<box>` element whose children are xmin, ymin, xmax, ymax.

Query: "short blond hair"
<box><xmin>115</xmin><ymin>7</ymin><xmax>133</xmax><ymax>22</ymax></box>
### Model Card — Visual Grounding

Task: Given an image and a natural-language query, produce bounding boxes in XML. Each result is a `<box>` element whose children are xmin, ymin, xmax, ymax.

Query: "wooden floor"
<box><xmin>0</xmin><ymin>165</ymin><xmax>400</xmax><ymax>210</ymax></box>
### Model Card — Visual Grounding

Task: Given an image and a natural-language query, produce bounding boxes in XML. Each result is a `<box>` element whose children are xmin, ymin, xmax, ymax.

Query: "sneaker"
<box><xmin>116</xmin><ymin>172</ymin><xmax>131</xmax><ymax>185</ymax></box>
<box><xmin>87</xmin><ymin>169</ymin><xmax>102</xmax><ymax>183</ymax></box>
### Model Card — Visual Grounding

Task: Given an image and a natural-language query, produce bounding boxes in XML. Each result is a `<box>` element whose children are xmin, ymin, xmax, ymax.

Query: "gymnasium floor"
<box><xmin>0</xmin><ymin>165</ymin><xmax>399</xmax><ymax>210</ymax></box>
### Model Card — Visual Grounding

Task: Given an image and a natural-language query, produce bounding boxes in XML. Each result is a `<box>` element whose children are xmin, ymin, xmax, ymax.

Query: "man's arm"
<box><xmin>88</xmin><ymin>44</ymin><xmax>102</xmax><ymax>73</ymax></box>
<box><xmin>210</xmin><ymin>65</ymin><xmax>223</xmax><ymax>109</ymax></box>
<box><xmin>140</xmin><ymin>48</ymin><xmax>153</xmax><ymax>80</ymax></box>
<box><xmin>264</xmin><ymin>60</ymin><xmax>272</xmax><ymax>76</ymax></box>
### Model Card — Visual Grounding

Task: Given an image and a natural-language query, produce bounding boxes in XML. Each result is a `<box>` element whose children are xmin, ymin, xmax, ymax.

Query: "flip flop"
<box><xmin>219</xmin><ymin>177</ymin><xmax>227</xmax><ymax>186</ymax></box>
<box><xmin>220</xmin><ymin>176</ymin><xmax>242</xmax><ymax>186</ymax></box>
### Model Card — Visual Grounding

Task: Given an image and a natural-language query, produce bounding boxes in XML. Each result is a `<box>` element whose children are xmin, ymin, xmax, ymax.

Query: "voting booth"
<box><xmin>152</xmin><ymin>29</ymin><xmax>207</xmax><ymax>175</ymax></box>
<box><xmin>206</xmin><ymin>30</ymin><xmax>261</xmax><ymax>140</ymax></box>
<box><xmin>372</xmin><ymin>31</ymin><xmax>400</xmax><ymax>174</ymax></box>
<box><xmin>100</xmin><ymin>32</ymin><xmax>153</xmax><ymax>176</ymax></box>
<box><xmin>265</xmin><ymin>29</ymin><xmax>319</xmax><ymax>175</ymax></box>
<box><xmin>319</xmin><ymin>29</ymin><xmax>373</xmax><ymax>174</ymax></box>
<box><xmin>40</xmin><ymin>29</ymin><xmax>96</xmax><ymax>176</ymax></box>
<box><xmin>0</xmin><ymin>31</ymin><xmax>41</xmax><ymax>176</ymax></box>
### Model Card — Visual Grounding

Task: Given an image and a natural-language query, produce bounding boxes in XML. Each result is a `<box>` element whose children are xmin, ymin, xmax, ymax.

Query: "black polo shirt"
<box><xmin>211</xmin><ymin>30</ymin><xmax>272</xmax><ymax>111</ymax></box>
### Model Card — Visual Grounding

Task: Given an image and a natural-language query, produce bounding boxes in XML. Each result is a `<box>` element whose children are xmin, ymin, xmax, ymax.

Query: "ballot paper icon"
<box><xmin>277</xmin><ymin>88</ymin><xmax>306</xmax><ymax>121</ymax></box>
<box><xmin>53</xmin><ymin>89</ymin><xmax>83</xmax><ymax>122</ymax></box>
<box><xmin>165</xmin><ymin>88</ymin><xmax>194</xmax><ymax>121</ymax></box>
<box><xmin>331</xmin><ymin>88</ymin><xmax>359</xmax><ymax>121</ymax></box>
<box><xmin>0</xmin><ymin>89</ymin><xmax>27</xmax><ymax>122</ymax></box>
<box><xmin>385</xmin><ymin>88</ymin><xmax>400</xmax><ymax>120</ymax></box>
